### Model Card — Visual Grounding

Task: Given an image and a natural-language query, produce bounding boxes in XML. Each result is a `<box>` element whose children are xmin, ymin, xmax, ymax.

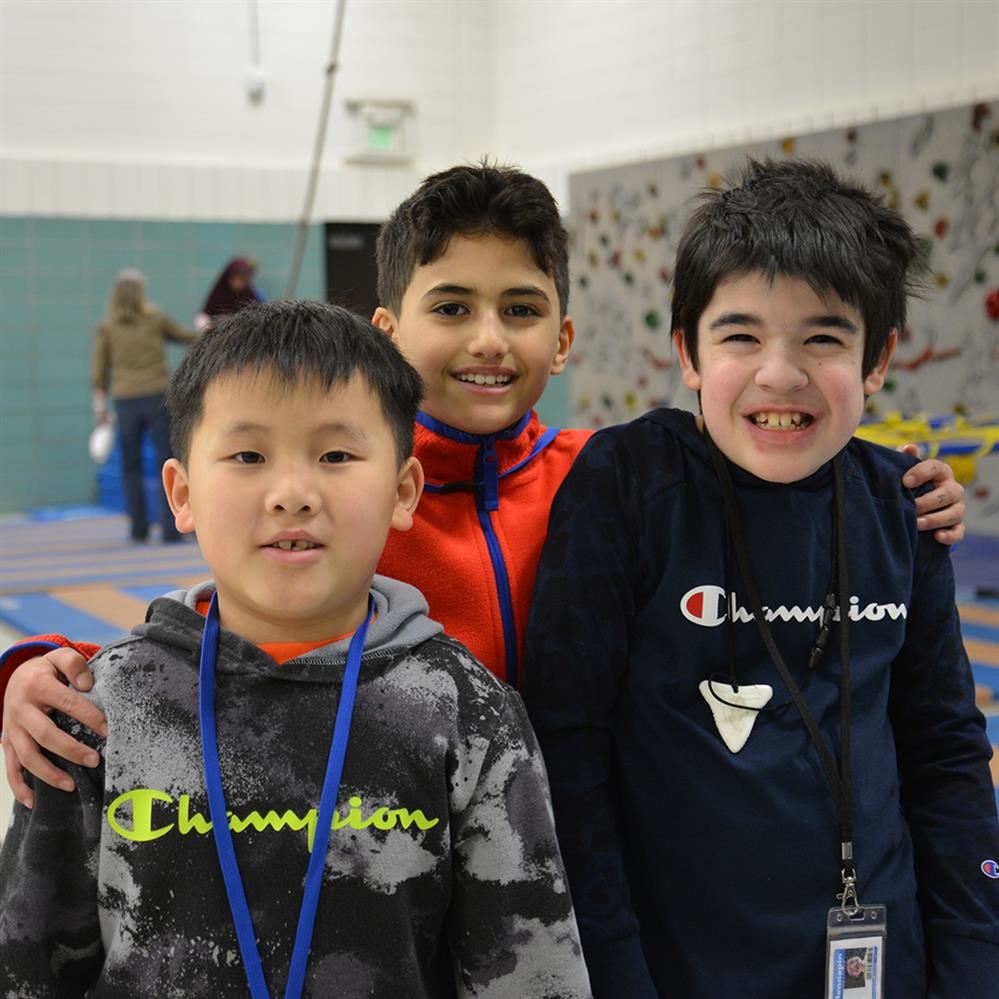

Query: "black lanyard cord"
<box><xmin>704</xmin><ymin>433</ymin><xmax>855</xmax><ymax>884</ymax></box>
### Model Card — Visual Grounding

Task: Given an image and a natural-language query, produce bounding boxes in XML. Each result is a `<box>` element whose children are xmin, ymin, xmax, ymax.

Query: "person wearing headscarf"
<box><xmin>91</xmin><ymin>269</ymin><xmax>198</xmax><ymax>542</ymax></box>
<box><xmin>197</xmin><ymin>257</ymin><xmax>263</xmax><ymax>327</ymax></box>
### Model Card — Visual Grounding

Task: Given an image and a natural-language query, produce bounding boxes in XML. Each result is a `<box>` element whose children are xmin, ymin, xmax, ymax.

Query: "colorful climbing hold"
<box><xmin>781</xmin><ymin>137</ymin><xmax>795</xmax><ymax>154</ymax></box>
<box><xmin>986</xmin><ymin>288</ymin><xmax>999</xmax><ymax>321</ymax></box>
<box><xmin>934</xmin><ymin>219</ymin><xmax>949</xmax><ymax>239</ymax></box>
<box><xmin>644</xmin><ymin>311</ymin><xmax>661</xmax><ymax>329</ymax></box>
<box><xmin>913</xmin><ymin>191</ymin><xmax>930</xmax><ymax>211</ymax></box>
<box><xmin>931</xmin><ymin>162</ymin><xmax>949</xmax><ymax>182</ymax></box>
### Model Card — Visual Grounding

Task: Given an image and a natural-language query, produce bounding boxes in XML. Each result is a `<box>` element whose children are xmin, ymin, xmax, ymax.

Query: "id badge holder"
<box><xmin>824</xmin><ymin>904</ymin><xmax>887</xmax><ymax>999</ymax></box>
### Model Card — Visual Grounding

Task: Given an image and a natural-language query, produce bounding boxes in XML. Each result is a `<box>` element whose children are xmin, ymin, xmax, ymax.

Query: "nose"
<box><xmin>467</xmin><ymin>314</ymin><xmax>509</xmax><ymax>359</ymax></box>
<box><xmin>266</xmin><ymin>465</ymin><xmax>322</xmax><ymax>515</ymax></box>
<box><xmin>755</xmin><ymin>346</ymin><xmax>808</xmax><ymax>394</ymax></box>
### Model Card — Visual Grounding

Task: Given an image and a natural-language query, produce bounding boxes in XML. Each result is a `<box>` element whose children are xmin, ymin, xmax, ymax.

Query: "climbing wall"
<box><xmin>567</xmin><ymin>101</ymin><xmax>999</xmax><ymax>535</ymax></box>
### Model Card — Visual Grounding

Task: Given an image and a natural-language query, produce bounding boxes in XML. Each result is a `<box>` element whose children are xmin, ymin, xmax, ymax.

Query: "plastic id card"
<box><xmin>825</xmin><ymin>905</ymin><xmax>886</xmax><ymax>999</ymax></box>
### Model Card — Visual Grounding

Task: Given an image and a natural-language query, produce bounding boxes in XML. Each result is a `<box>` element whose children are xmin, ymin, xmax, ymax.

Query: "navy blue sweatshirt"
<box><xmin>523</xmin><ymin>407</ymin><xmax>999</xmax><ymax>998</ymax></box>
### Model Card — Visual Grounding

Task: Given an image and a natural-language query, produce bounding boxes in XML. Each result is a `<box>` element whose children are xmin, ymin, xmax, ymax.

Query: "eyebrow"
<box><xmin>221</xmin><ymin>420</ymin><xmax>368</xmax><ymax>441</ymax></box>
<box><xmin>709</xmin><ymin>312</ymin><xmax>860</xmax><ymax>333</ymax></box>
<box><xmin>421</xmin><ymin>283</ymin><xmax>551</xmax><ymax>305</ymax></box>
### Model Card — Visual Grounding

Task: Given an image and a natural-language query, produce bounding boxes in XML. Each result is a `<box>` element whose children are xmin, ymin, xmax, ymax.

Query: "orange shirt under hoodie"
<box><xmin>0</xmin><ymin>411</ymin><xmax>591</xmax><ymax>704</ymax></box>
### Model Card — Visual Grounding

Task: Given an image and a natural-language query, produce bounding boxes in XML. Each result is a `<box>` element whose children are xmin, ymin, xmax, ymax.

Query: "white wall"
<box><xmin>495</xmin><ymin>0</ymin><xmax>999</xmax><ymax>204</ymax></box>
<box><xmin>0</xmin><ymin>0</ymin><xmax>497</xmax><ymax>219</ymax></box>
<box><xmin>1</xmin><ymin>0</ymin><xmax>997</xmax><ymax>218</ymax></box>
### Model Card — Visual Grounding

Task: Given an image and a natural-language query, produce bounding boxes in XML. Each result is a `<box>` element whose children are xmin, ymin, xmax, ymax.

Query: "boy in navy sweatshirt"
<box><xmin>523</xmin><ymin>159</ymin><xmax>999</xmax><ymax>998</ymax></box>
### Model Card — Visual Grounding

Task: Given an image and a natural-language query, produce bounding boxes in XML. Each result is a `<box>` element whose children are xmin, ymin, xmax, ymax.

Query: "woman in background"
<box><xmin>92</xmin><ymin>269</ymin><xmax>197</xmax><ymax>543</ymax></box>
<box><xmin>196</xmin><ymin>256</ymin><xmax>263</xmax><ymax>328</ymax></box>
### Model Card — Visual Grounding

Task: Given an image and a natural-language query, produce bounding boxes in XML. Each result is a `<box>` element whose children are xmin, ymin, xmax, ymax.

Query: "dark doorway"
<box><xmin>324</xmin><ymin>222</ymin><xmax>382</xmax><ymax>319</ymax></box>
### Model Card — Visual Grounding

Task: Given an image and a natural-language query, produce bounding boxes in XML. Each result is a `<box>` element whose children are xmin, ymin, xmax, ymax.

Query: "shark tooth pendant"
<box><xmin>698</xmin><ymin>680</ymin><xmax>773</xmax><ymax>753</ymax></box>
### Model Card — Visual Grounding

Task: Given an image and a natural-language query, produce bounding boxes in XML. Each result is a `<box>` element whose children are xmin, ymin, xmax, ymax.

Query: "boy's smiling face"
<box><xmin>373</xmin><ymin>233</ymin><xmax>574</xmax><ymax>436</ymax></box>
<box><xmin>162</xmin><ymin>371</ymin><xmax>421</xmax><ymax>645</ymax></box>
<box><xmin>675</xmin><ymin>272</ymin><xmax>894</xmax><ymax>483</ymax></box>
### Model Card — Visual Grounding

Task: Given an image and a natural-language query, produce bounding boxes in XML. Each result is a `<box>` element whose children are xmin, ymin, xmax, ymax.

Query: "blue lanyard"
<box><xmin>198</xmin><ymin>591</ymin><xmax>374</xmax><ymax>999</ymax></box>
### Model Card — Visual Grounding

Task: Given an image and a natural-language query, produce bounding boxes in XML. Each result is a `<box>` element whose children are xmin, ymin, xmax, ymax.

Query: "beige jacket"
<box><xmin>91</xmin><ymin>309</ymin><xmax>197</xmax><ymax>399</ymax></box>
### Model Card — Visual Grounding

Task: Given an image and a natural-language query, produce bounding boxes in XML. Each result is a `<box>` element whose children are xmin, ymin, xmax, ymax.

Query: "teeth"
<box><xmin>456</xmin><ymin>373</ymin><xmax>512</xmax><ymax>386</ymax></box>
<box><xmin>751</xmin><ymin>411</ymin><xmax>811</xmax><ymax>430</ymax></box>
<box><xmin>274</xmin><ymin>539</ymin><xmax>318</xmax><ymax>551</ymax></box>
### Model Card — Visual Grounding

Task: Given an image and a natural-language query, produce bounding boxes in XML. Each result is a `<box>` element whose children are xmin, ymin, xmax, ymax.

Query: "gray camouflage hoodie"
<box><xmin>0</xmin><ymin>576</ymin><xmax>591</xmax><ymax>998</ymax></box>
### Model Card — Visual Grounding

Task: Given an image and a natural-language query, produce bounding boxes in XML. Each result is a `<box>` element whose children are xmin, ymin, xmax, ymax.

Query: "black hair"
<box><xmin>671</xmin><ymin>158</ymin><xmax>925</xmax><ymax>376</ymax></box>
<box><xmin>376</xmin><ymin>160</ymin><xmax>570</xmax><ymax>318</ymax></box>
<box><xmin>166</xmin><ymin>299</ymin><xmax>424</xmax><ymax>464</ymax></box>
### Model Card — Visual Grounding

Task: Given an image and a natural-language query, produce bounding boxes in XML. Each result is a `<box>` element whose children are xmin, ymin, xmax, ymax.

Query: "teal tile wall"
<box><xmin>534</xmin><ymin>366</ymin><xmax>571</xmax><ymax>430</ymax></box>
<box><xmin>0</xmin><ymin>218</ymin><xmax>323</xmax><ymax>514</ymax></box>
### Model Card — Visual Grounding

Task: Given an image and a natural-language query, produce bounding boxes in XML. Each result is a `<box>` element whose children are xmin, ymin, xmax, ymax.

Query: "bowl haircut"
<box><xmin>166</xmin><ymin>299</ymin><xmax>424</xmax><ymax>465</ymax></box>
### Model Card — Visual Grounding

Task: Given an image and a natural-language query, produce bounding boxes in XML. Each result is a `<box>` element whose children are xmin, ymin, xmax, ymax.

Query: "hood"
<box><xmin>134</xmin><ymin>574</ymin><xmax>443</xmax><ymax>682</ymax></box>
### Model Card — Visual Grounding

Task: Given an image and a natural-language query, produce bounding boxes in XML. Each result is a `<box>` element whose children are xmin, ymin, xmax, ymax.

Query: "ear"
<box><xmin>372</xmin><ymin>306</ymin><xmax>398</xmax><ymax>339</ymax></box>
<box><xmin>549</xmin><ymin>315</ymin><xmax>576</xmax><ymax>376</ymax></box>
<box><xmin>863</xmin><ymin>329</ymin><xmax>897</xmax><ymax>396</ymax></box>
<box><xmin>391</xmin><ymin>456</ymin><xmax>424</xmax><ymax>532</ymax></box>
<box><xmin>162</xmin><ymin>458</ymin><xmax>196</xmax><ymax>535</ymax></box>
<box><xmin>674</xmin><ymin>330</ymin><xmax>702</xmax><ymax>392</ymax></box>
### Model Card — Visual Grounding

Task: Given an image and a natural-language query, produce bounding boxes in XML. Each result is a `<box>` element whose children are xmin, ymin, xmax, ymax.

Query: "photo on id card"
<box><xmin>826</xmin><ymin>935</ymin><xmax>883</xmax><ymax>999</ymax></box>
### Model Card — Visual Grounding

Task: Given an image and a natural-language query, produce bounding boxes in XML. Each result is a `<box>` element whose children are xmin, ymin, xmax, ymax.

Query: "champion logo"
<box><xmin>983</xmin><ymin>859</ymin><xmax>999</xmax><ymax>879</ymax></box>
<box><xmin>680</xmin><ymin>585</ymin><xmax>729</xmax><ymax>626</ymax></box>
<box><xmin>680</xmin><ymin>585</ymin><xmax>908</xmax><ymax>628</ymax></box>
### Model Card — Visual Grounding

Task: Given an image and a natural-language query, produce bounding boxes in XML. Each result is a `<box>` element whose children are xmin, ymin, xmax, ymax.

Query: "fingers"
<box><xmin>3</xmin><ymin>708</ymin><xmax>82</xmax><ymax>798</ymax></box>
<box><xmin>41</xmin><ymin>676</ymin><xmax>108</xmax><ymax>738</ymax></box>
<box><xmin>902</xmin><ymin>457</ymin><xmax>965</xmax><ymax>545</ymax></box>
<box><xmin>914</xmin><ymin>481</ymin><xmax>964</xmax><ymax>519</ymax></box>
<box><xmin>901</xmin><ymin>457</ymin><xmax>956</xmax><ymax>490</ymax></box>
<box><xmin>44</xmin><ymin>647</ymin><xmax>94</xmax><ymax>691</ymax></box>
<box><xmin>6</xmin><ymin>658</ymin><xmax>107</xmax><ymax>738</ymax></box>
<box><xmin>1</xmin><ymin>655</ymin><xmax>106</xmax><ymax>806</ymax></box>
<box><xmin>2</xmin><ymin>730</ymin><xmax>34</xmax><ymax>809</ymax></box>
<box><xmin>934</xmin><ymin>522</ymin><xmax>965</xmax><ymax>546</ymax></box>
<box><xmin>914</xmin><ymin>495</ymin><xmax>966</xmax><ymax>545</ymax></box>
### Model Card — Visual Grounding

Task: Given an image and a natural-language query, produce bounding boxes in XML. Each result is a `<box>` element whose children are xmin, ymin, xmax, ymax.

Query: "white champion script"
<box><xmin>680</xmin><ymin>585</ymin><xmax>907</xmax><ymax>628</ymax></box>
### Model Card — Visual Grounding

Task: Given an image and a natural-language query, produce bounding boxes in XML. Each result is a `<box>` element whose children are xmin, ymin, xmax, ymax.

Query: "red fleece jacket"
<box><xmin>0</xmin><ymin>412</ymin><xmax>591</xmax><ymax>706</ymax></box>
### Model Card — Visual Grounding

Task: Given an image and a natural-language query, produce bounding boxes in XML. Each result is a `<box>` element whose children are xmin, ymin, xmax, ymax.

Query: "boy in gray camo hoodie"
<box><xmin>0</xmin><ymin>300</ymin><xmax>590</xmax><ymax>999</ymax></box>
